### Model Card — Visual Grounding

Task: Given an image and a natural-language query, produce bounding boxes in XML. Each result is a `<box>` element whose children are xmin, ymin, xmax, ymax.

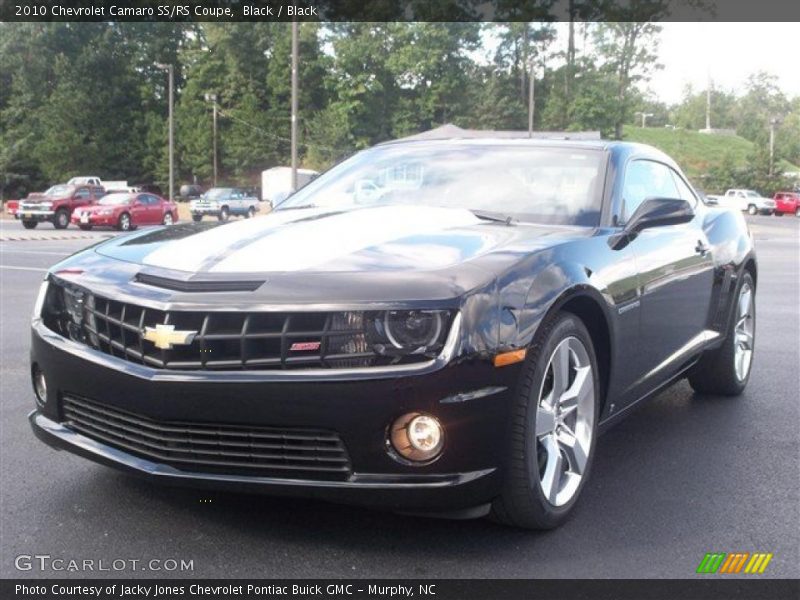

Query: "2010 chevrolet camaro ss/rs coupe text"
<box><xmin>29</xmin><ymin>139</ymin><xmax>756</xmax><ymax>529</ymax></box>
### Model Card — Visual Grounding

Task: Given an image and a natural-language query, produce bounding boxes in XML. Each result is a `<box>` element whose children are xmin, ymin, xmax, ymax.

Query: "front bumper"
<box><xmin>71</xmin><ymin>213</ymin><xmax>115</xmax><ymax>226</ymax></box>
<box><xmin>29</xmin><ymin>321</ymin><xmax>518</xmax><ymax>511</ymax></box>
<box><xmin>17</xmin><ymin>209</ymin><xmax>55</xmax><ymax>221</ymax></box>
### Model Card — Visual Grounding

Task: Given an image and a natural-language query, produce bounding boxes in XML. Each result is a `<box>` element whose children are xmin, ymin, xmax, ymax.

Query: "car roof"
<box><xmin>374</xmin><ymin>137</ymin><xmax>680</xmax><ymax>171</ymax></box>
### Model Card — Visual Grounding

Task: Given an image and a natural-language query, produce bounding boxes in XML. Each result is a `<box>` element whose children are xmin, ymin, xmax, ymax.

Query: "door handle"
<box><xmin>695</xmin><ymin>241</ymin><xmax>709</xmax><ymax>256</ymax></box>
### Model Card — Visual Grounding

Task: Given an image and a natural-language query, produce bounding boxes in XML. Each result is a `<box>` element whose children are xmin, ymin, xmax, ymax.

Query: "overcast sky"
<box><xmin>651</xmin><ymin>22</ymin><xmax>800</xmax><ymax>104</ymax></box>
<box><xmin>481</xmin><ymin>22</ymin><xmax>800</xmax><ymax>106</ymax></box>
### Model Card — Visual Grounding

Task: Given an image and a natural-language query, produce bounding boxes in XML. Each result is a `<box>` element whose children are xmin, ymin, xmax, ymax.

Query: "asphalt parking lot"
<box><xmin>0</xmin><ymin>215</ymin><xmax>797</xmax><ymax>579</ymax></box>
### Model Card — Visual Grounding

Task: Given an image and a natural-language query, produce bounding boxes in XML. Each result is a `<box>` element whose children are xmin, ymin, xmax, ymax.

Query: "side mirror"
<box><xmin>610</xmin><ymin>198</ymin><xmax>694</xmax><ymax>249</ymax></box>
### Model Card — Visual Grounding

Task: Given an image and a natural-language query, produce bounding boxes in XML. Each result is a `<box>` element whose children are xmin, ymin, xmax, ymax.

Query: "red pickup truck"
<box><xmin>773</xmin><ymin>191</ymin><xmax>800</xmax><ymax>217</ymax></box>
<box><xmin>16</xmin><ymin>184</ymin><xmax>104</xmax><ymax>229</ymax></box>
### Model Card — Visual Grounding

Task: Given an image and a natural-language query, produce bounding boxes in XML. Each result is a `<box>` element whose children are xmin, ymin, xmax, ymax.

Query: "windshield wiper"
<box><xmin>470</xmin><ymin>209</ymin><xmax>516</xmax><ymax>225</ymax></box>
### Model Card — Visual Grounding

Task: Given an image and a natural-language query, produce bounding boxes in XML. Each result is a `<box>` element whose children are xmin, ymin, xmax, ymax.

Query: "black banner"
<box><xmin>1</xmin><ymin>0</ymin><xmax>800</xmax><ymax>22</ymax></box>
<box><xmin>3</xmin><ymin>579</ymin><xmax>799</xmax><ymax>600</ymax></box>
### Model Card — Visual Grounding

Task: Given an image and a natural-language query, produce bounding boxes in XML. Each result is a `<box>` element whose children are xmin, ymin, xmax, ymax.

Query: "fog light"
<box><xmin>32</xmin><ymin>367</ymin><xmax>47</xmax><ymax>406</ymax></box>
<box><xmin>389</xmin><ymin>412</ymin><xmax>444</xmax><ymax>463</ymax></box>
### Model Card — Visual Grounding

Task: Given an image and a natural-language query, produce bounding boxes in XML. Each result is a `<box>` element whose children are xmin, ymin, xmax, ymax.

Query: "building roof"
<box><xmin>393</xmin><ymin>123</ymin><xmax>602</xmax><ymax>142</ymax></box>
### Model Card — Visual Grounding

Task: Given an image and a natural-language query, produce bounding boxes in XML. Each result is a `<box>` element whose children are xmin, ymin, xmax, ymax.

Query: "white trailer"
<box><xmin>261</xmin><ymin>167</ymin><xmax>318</xmax><ymax>205</ymax></box>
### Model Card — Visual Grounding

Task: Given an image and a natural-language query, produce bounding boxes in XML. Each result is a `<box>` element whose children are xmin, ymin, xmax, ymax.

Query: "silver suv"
<box><xmin>190</xmin><ymin>187</ymin><xmax>260</xmax><ymax>222</ymax></box>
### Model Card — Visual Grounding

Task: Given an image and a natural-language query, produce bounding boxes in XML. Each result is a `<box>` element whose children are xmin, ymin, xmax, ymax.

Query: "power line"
<box><xmin>216</xmin><ymin>107</ymin><xmax>350</xmax><ymax>155</ymax></box>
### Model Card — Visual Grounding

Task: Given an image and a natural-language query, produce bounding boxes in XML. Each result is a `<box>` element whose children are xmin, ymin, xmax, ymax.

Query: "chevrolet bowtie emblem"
<box><xmin>143</xmin><ymin>324</ymin><xmax>197</xmax><ymax>350</ymax></box>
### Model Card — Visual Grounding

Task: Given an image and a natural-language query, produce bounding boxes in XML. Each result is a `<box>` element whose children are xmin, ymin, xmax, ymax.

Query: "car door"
<box><xmin>130</xmin><ymin>194</ymin><xmax>150</xmax><ymax>225</ymax></box>
<box><xmin>621</xmin><ymin>160</ymin><xmax>715</xmax><ymax>397</ymax></box>
<box><xmin>145</xmin><ymin>194</ymin><xmax>163</xmax><ymax>223</ymax></box>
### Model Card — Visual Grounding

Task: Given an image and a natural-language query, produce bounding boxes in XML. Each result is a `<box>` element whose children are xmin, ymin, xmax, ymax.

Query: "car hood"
<box><xmin>94</xmin><ymin>205</ymin><xmax>586</xmax><ymax>274</ymax></box>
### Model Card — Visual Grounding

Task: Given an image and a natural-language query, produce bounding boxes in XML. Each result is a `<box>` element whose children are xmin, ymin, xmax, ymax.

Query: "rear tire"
<box><xmin>796</xmin><ymin>207</ymin><xmax>800</xmax><ymax>217</ymax></box>
<box><xmin>162</xmin><ymin>212</ymin><xmax>174</xmax><ymax>226</ymax></box>
<box><xmin>192</xmin><ymin>214</ymin><xmax>202</xmax><ymax>223</ymax></box>
<box><xmin>247</xmin><ymin>206</ymin><xmax>256</xmax><ymax>218</ymax></box>
<box><xmin>54</xmin><ymin>209</ymin><xmax>69</xmax><ymax>229</ymax></box>
<box><xmin>689</xmin><ymin>272</ymin><xmax>755</xmax><ymax>396</ymax></box>
<box><xmin>490</xmin><ymin>313</ymin><xmax>599</xmax><ymax>530</ymax></box>
<box><xmin>22</xmin><ymin>220</ymin><xmax>37</xmax><ymax>230</ymax></box>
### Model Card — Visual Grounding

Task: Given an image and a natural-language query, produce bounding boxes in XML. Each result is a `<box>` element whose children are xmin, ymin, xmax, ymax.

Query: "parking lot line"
<box><xmin>0</xmin><ymin>265</ymin><xmax>48</xmax><ymax>272</ymax></box>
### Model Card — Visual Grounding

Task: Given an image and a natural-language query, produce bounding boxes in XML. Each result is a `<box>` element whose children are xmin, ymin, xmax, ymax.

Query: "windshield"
<box><xmin>203</xmin><ymin>188</ymin><xmax>233</xmax><ymax>200</ymax></box>
<box><xmin>44</xmin><ymin>185</ymin><xmax>72</xmax><ymax>197</ymax></box>
<box><xmin>277</xmin><ymin>144</ymin><xmax>605</xmax><ymax>226</ymax></box>
<box><xmin>98</xmin><ymin>193</ymin><xmax>132</xmax><ymax>206</ymax></box>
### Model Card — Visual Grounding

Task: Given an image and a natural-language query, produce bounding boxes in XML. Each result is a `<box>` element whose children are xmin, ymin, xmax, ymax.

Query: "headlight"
<box><xmin>382</xmin><ymin>310</ymin><xmax>444</xmax><ymax>352</ymax></box>
<box><xmin>31</xmin><ymin>280</ymin><xmax>49</xmax><ymax>322</ymax></box>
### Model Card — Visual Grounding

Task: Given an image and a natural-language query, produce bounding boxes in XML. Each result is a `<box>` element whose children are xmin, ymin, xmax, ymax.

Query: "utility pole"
<box><xmin>290</xmin><ymin>21</ymin><xmax>299</xmax><ymax>192</ymax></box>
<box><xmin>155</xmin><ymin>63</ymin><xmax>175</xmax><ymax>201</ymax></box>
<box><xmin>769</xmin><ymin>117</ymin><xmax>779</xmax><ymax>177</ymax></box>
<box><xmin>705</xmin><ymin>75</ymin><xmax>712</xmax><ymax>130</ymax></box>
<box><xmin>528</xmin><ymin>58</ymin><xmax>535</xmax><ymax>138</ymax></box>
<box><xmin>205</xmin><ymin>93</ymin><xmax>218</xmax><ymax>186</ymax></box>
<box><xmin>636</xmin><ymin>111</ymin><xmax>654</xmax><ymax>128</ymax></box>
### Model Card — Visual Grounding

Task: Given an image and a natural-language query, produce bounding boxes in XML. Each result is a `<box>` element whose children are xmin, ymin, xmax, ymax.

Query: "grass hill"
<box><xmin>622</xmin><ymin>126</ymin><xmax>799</xmax><ymax>182</ymax></box>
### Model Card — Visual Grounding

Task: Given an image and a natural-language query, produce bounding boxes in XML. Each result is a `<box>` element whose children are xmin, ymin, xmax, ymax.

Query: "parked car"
<box><xmin>179</xmin><ymin>184</ymin><xmax>204</xmax><ymax>200</ymax></box>
<box><xmin>67</xmin><ymin>176</ymin><xmax>130</xmax><ymax>192</ymax></box>
<box><xmin>709</xmin><ymin>189</ymin><xmax>776</xmax><ymax>215</ymax></box>
<box><xmin>70</xmin><ymin>192</ymin><xmax>178</xmax><ymax>231</ymax></box>
<box><xmin>4</xmin><ymin>199</ymin><xmax>19</xmax><ymax>216</ymax></box>
<box><xmin>17</xmin><ymin>184</ymin><xmax>104</xmax><ymax>229</ymax></box>
<box><xmin>773</xmin><ymin>191</ymin><xmax>800</xmax><ymax>216</ymax></box>
<box><xmin>133</xmin><ymin>183</ymin><xmax>164</xmax><ymax>197</ymax></box>
<box><xmin>190</xmin><ymin>187</ymin><xmax>260</xmax><ymax>221</ymax></box>
<box><xmin>28</xmin><ymin>140</ymin><xmax>756</xmax><ymax>529</ymax></box>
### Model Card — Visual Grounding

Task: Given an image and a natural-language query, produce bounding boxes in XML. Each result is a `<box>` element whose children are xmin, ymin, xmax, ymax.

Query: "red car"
<box><xmin>773</xmin><ymin>191</ymin><xmax>800</xmax><ymax>217</ymax></box>
<box><xmin>71</xmin><ymin>192</ymin><xmax>178</xmax><ymax>231</ymax></box>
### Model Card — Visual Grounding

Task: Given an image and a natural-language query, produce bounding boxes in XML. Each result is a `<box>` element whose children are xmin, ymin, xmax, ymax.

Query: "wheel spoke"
<box><xmin>550</xmin><ymin>342</ymin><xmax>571</xmax><ymax>399</ymax></box>
<box><xmin>536</xmin><ymin>406</ymin><xmax>556</xmax><ymax>437</ymax></box>
<box><xmin>738</xmin><ymin>287</ymin><xmax>751</xmax><ymax>319</ymax></box>
<box><xmin>558</xmin><ymin>365</ymin><xmax>591</xmax><ymax>417</ymax></box>
<box><xmin>540</xmin><ymin>434</ymin><xmax>563</xmax><ymax>504</ymax></box>
<box><xmin>557</xmin><ymin>427</ymin><xmax>588</xmax><ymax>475</ymax></box>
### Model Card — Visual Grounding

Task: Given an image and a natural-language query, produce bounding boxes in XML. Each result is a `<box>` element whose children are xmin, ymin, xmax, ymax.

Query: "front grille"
<box><xmin>43</xmin><ymin>278</ymin><xmax>448</xmax><ymax>371</ymax></box>
<box><xmin>61</xmin><ymin>395</ymin><xmax>351</xmax><ymax>479</ymax></box>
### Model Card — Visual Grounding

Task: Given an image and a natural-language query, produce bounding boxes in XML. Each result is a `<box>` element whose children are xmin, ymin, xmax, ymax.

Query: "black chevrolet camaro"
<box><xmin>29</xmin><ymin>139</ymin><xmax>756</xmax><ymax>529</ymax></box>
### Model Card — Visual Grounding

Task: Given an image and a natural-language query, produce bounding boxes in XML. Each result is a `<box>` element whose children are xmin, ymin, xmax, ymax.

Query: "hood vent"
<box><xmin>134</xmin><ymin>272</ymin><xmax>264</xmax><ymax>293</ymax></box>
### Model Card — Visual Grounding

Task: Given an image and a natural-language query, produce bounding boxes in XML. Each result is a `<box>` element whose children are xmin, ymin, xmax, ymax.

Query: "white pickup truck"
<box><xmin>708</xmin><ymin>189</ymin><xmax>776</xmax><ymax>215</ymax></box>
<box><xmin>67</xmin><ymin>176</ymin><xmax>132</xmax><ymax>192</ymax></box>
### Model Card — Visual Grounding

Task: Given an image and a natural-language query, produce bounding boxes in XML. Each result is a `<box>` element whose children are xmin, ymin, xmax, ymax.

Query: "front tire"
<box><xmin>491</xmin><ymin>313</ymin><xmax>599</xmax><ymax>530</ymax></box>
<box><xmin>117</xmin><ymin>212</ymin><xmax>132</xmax><ymax>232</ymax></box>
<box><xmin>218</xmin><ymin>206</ymin><xmax>230</xmax><ymax>222</ymax></box>
<box><xmin>747</xmin><ymin>204</ymin><xmax>758</xmax><ymax>215</ymax></box>
<box><xmin>688</xmin><ymin>271</ymin><xmax>755</xmax><ymax>396</ymax></box>
<box><xmin>78</xmin><ymin>224</ymin><xmax>93</xmax><ymax>231</ymax></box>
<box><xmin>192</xmin><ymin>214</ymin><xmax>202</xmax><ymax>223</ymax></box>
<box><xmin>795</xmin><ymin>207</ymin><xmax>800</xmax><ymax>217</ymax></box>
<box><xmin>22</xmin><ymin>220</ymin><xmax>38</xmax><ymax>229</ymax></box>
<box><xmin>247</xmin><ymin>206</ymin><xmax>256</xmax><ymax>219</ymax></box>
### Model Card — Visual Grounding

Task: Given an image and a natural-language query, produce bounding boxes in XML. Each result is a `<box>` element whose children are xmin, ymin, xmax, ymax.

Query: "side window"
<box><xmin>147</xmin><ymin>194</ymin><xmax>161</xmax><ymax>204</ymax></box>
<box><xmin>621</xmin><ymin>160</ymin><xmax>679</xmax><ymax>223</ymax></box>
<box><xmin>670</xmin><ymin>170</ymin><xmax>698</xmax><ymax>206</ymax></box>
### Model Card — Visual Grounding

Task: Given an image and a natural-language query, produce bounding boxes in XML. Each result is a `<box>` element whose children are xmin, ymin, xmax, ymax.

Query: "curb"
<box><xmin>0</xmin><ymin>234</ymin><xmax>114</xmax><ymax>242</ymax></box>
